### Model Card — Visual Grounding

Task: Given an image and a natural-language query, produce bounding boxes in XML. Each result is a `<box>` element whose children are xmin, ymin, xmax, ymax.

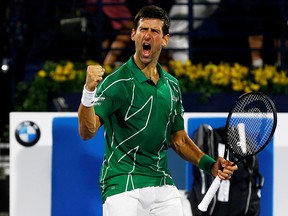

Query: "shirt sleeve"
<box><xmin>171</xmin><ymin>91</ymin><xmax>185</xmax><ymax>133</ymax></box>
<box><xmin>93</xmin><ymin>80</ymin><xmax>125</xmax><ymax>121</ymax></box>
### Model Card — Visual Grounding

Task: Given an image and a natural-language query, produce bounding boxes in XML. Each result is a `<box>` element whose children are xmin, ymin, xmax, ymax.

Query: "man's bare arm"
<box><xmin>170</xmin><ymin>130</ymin><xmax>204</xmax><ymax>166</ymax></box>
<box><xmin>78</xmin><ymin>65</ymin><xmax>105</xmax><ymax>140</ymax></box>
<box><xmin>78</xmin><ymin>104</ymin><xmax>102</xmax><ymax>140</ymax></box>
<box><xmin>170</xmin><ymin>130</ymin><xmax>238</xmax><ymax>179</ymax></box>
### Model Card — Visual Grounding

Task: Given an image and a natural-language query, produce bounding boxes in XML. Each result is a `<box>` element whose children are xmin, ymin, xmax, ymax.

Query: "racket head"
<box><xmin>225</xmin><ymin>92</ymin><xmax>277</xmax><ymax>160</ymax></box>
<box><xmin>197</xmin><ymin>91</ymin><xmax>277</xmax><ymax>213</ymax></box>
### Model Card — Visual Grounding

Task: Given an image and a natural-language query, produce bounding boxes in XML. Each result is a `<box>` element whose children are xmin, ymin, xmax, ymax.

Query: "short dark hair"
<box><xmin>134</xmin><ymin>5</ymin><xmax>170</xmax><ymax>35</ymax></box>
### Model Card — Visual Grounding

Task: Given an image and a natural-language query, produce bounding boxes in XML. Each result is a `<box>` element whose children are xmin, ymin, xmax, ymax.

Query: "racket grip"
<box><xmin>198</xmin><ymin>176</ymin><xmax>222</xmax><ymax>212</ymax></box>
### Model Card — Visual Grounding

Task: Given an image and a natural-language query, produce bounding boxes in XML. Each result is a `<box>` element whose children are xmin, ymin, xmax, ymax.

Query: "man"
<box><xmin>78</xmin><ymin>5</ymin><xmax>237</xmax><ymax>216</ymax></box>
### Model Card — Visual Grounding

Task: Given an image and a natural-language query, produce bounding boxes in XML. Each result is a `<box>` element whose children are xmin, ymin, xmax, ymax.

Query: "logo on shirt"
<box><xmin>94</xmin><ymin>96</ymin><xmax>105</xmax><ymax>106</ymax></box>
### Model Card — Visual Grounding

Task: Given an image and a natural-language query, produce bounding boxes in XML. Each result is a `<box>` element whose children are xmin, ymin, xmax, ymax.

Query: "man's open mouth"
<box><xmin>143</xmin><ymin>43</ymin><xmax>151</xmax><ymax>56</ymax></box>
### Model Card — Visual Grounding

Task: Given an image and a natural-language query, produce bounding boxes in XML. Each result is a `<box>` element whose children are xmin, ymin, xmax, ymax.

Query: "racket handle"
<box><xmin>198</xmin><ymin>176</ymin><xmax>222</xmax><ymax>212</ymax></box>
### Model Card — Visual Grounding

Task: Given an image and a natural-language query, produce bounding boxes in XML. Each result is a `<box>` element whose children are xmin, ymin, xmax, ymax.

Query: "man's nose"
<box><xmin>144</xmin><ymin>30</ymin><xmax>152</xmax><ymax>39</ymax></box>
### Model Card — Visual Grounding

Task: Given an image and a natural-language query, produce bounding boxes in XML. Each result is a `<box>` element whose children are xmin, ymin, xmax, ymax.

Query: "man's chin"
<box><xmin>140</xmin><ymin>56</ymin><xmax>152</xmax><ymax>64</ymax></box>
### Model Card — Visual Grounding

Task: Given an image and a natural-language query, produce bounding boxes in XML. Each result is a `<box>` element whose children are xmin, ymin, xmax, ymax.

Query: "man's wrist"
<box><xmin>198</xmin><ymin>154</ymin><xmax>216</xmax><ymax>175</ymax></box>
<box><xmin>81</xmin><ymin>85</ymin><xmax>96</xmax><ymax>107</ymax></box>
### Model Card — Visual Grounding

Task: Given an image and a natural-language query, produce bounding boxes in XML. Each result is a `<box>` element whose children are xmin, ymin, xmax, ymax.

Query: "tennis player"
<box><xmin>78</xmin><ymin>5</ymin><xmax>238</xmax><ymax>216</ymax></box>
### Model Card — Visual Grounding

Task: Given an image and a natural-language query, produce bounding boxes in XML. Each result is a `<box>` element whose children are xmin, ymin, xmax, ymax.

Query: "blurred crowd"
<box><xmin>2</xmin><ymin>1</ymin><xmax>287</xmax><ymax>72</ymax></box>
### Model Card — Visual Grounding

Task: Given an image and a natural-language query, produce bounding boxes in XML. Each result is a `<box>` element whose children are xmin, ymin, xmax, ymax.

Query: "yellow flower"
<box><xmin>64</xmin><ymin>61</ymin><xmax>74</xmax><ymax>71</ymax></box>
<box><xmin>37</xmin><ymin>69</ymin><xmax>47</xmax><ymax>78</ymax></box>
<box><xmin>249</xmin><ymin>83</ymin><xmax>261</xmax><ymax>91</ymax></box>
<box><xmin>231</xmin><ymin>79</ymin><xmax>245</xmax><ymax>91</ymax></box>
<box><xmin>55</xmin><ymin>64</ymin><xmax>63</xmax><ymax>75</ymax></box>
<box><xmin>273</xmin><ymin>71</ymin><xmax>288</xmax><ymax>85</ymax></box>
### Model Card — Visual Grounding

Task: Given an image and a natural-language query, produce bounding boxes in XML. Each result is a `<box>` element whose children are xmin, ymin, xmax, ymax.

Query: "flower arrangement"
<box><xmin>168</xmin><ymin>60</ymin><xmax>288</xmax><ymax>98</ymax></box>
<box><xmin>14</xmin><ymin>59</ymin><xmax>288</xmax><ymax>111</ymax></box>
<box><xmin>14</xmin><ymin>60</ymin><xmax>116</xmax><ymax>111</ymax></box>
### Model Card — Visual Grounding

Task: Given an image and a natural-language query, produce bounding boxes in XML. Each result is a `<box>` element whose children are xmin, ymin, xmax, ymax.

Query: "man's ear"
<box><xmin>162</xmin><ymin>34</ymin><xmax>170</xmax><ymax>47</ymax></box>
<box><xmin>131</xmin><ymin>29</ymin><xmax>136</xmax><ymax>41</ymax></box>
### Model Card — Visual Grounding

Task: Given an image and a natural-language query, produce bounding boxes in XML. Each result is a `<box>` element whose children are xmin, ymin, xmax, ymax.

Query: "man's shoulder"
<box><xmin>98</xmin><ymin>63</ymin><xmax>132</xmax><ymax>91</ymax></box>
<box><xmin>163</xmin><ymin>70</ymin><xmax>179</xmax><ymax>85</ymax></box>
<box><xmin>105</xmin><ymin>62</ymin><xmax>131</xmax><ymax>80</ymax></box>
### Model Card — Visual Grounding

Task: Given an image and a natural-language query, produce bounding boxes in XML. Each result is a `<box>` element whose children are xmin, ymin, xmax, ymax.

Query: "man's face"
<box><xmin>131</xmin><ymin>18</ymin><xmax>169</xmax><ymax>65</ymax></box>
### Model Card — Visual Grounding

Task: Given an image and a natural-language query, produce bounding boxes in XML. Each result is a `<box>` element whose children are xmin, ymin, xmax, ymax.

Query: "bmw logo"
<box><xmin>15</xmin><ymin>121</ymin><xmax>41</xmax><ymax>147</ymax></box>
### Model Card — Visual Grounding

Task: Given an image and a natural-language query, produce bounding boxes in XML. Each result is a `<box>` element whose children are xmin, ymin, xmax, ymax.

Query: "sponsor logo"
<box><xmin>15</xmin><ymin>121</ymin><xmax>41</xmax><ymax>147</ymax></box>
<box><xmin>94</xmin><ymin>96</ymin><xmax>105</xmax><ymax>106</ymax></box>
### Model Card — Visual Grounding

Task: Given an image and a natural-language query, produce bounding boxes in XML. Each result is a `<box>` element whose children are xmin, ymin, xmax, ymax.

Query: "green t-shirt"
<box><xmin>94</xmin><ymin>56</ymin><xmax>184</xmax><ymax>202</ymax></box>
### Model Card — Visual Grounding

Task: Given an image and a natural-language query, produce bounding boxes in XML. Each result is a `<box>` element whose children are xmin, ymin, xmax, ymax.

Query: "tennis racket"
<box><xmin>198</xmin><ymin>91</ymin><xmax>277</xmax><ymax>212</ymax></box>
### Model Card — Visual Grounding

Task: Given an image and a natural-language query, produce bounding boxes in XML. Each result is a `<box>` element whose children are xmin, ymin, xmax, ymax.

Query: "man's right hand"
<box><xmin>85</xmin><ymin>65</ymin><xmax>105</xmax><ymax>91</ymax></box>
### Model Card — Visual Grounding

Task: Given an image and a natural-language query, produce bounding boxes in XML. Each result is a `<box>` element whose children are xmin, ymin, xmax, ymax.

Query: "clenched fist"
<box><xmin>85</xmin><ymin>65</ymin><xmax>105</xmax><ymax>91</ymax></box>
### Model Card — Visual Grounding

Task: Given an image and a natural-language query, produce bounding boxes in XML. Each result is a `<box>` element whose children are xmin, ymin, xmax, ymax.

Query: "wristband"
<box><xmin>81</xmin><ymin>85</ymin><xmax>96</xmax><ymax>107</ymax></box>
<box><xmin>199</xmin><ymin>154</ymin><xmax>216</xmax><ymax>175</ymax></box>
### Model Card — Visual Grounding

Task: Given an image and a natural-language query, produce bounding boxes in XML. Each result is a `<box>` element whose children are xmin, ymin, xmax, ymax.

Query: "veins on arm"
<box><xmin>78</xmin><ymin>104</ymin><xmax>102</xmax><ymax>140</ymax></box>
<box><xmin>170</xmin><ymin>130</ymin><xmax>204</xmax><ymax>166</ymax></box>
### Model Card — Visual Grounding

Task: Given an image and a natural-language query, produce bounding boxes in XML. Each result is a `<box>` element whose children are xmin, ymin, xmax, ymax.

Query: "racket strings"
<box><xmin>227</xmin><ymin>94</ymin><xmax>276</xmax><ymax>157</ymax></box>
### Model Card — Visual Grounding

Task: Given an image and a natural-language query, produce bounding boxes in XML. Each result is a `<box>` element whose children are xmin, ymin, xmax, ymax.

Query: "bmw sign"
<box><xmin>15</xmin><ymin>121</ymin><xmax>41</xmax><ymax>147</ymax></box>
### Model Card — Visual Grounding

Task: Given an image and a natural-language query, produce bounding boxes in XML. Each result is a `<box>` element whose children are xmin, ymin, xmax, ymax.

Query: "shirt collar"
<box><xmin>127</xmin><ymin>56</ymin><xmax>165</xmax><ymax>84</ymax></box>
